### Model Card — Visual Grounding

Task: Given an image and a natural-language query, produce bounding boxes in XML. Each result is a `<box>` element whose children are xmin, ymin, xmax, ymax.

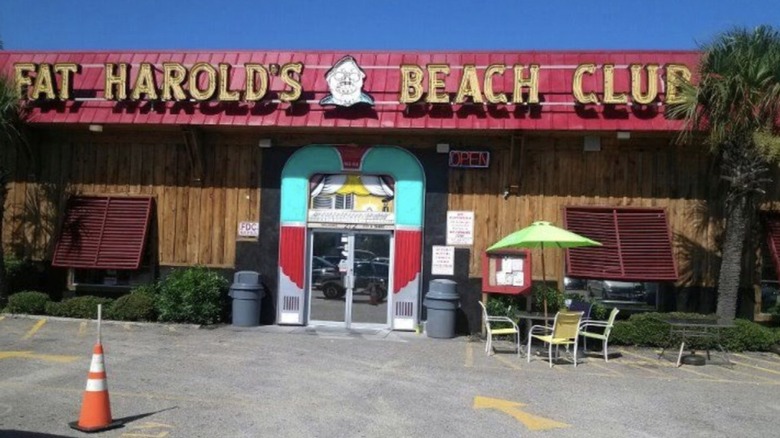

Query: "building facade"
<box><xmin>2</xmin><ymin>50</ymin><xmax>778</xmax><ymax>331</ymax></box>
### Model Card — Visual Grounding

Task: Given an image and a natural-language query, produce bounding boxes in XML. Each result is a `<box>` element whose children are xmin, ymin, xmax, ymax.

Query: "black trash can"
<box><xmin>423</xmin><ymin>279</ymin><xmax>460</xmax><ymax>339</ymax></box>
<box><xmin>229</xmin><ymin>271</ymin><xmax>265</xmax><ymax>327</ymax></box>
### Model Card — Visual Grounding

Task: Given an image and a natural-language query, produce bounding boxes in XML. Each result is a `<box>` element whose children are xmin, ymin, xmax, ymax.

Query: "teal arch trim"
<box><xmin>280</xmin><ymin>145</ymin><xmax>425</xmax><ymax>227</ymax></box>
<box><xmin>362</xmin><ymin>147</ymin><xmax>424</xmax><ymax>228</ymax></box>
<box><xmin>281</xmin><ymin>146</ymin><xmax>343</xmax><ymax>224</ymax></box>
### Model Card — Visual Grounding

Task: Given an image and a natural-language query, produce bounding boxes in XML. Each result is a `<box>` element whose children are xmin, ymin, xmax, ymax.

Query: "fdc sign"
<box><xmin>238</xmin><ymin>221</ymin><xmax>260</xmax><ymax>237</ymax></box>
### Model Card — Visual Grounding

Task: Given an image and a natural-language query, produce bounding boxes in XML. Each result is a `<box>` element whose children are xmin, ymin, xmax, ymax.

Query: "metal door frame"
<box><xmin>306</xmin><ymin>228</ymin><xmax>394</xmax><ymax>329</ymax></box>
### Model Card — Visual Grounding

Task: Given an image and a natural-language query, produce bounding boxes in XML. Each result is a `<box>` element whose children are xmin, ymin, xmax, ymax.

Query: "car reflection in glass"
<box><xmin>311</xmin><ymin>256</ymin><xmax>340</xmax><ymax>290</ymax></box>
<box><xmin>318</xmin><ymin>260</ymin><xmax>389</xmax><ymax>304</ymax></box>
<box><xmin>587</xmin><ymin>279</ymin><xmax>648</xmax><ymax>302</ymax></box>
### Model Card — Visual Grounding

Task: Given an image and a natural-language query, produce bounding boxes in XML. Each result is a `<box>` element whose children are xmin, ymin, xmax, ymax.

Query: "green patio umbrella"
<box><xmin>487</xmin><ymin>221</ymin><xmax>601</xmax><ymax>319</ymax></box>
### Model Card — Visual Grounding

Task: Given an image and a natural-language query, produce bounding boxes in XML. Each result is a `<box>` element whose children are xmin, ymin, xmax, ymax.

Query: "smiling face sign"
<box><xmin>320</xmin><ymin>55</ymin><xmax>375</xmax><ymax>107</ymax></box>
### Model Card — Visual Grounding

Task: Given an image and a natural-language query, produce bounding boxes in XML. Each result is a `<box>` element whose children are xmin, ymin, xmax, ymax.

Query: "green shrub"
<box><xmin>107</xmin><ymin>290</ymin><xmax>157</xmax><ymax>321</ymax></box>
<box><xmin>156</xmin><ymin>267</ymin><xmax>228</xmax><ymax>325</ymax></box>
<box><xmin>532</xmin><ymin>283</ymin><xmax>565</xmax><ymax>313</ymax></box>
<box><xmin>485</xmin><ymin>294</ymin><xmax>522</xmax><ymax>329</ymax></box>
<box><xmin>6</xmin><ymin>291</ymin><xmax>50</xmax><ymax>314</ymax></box>
<box><xmin>45</xmin><ymin>296</ymin><xmax>114</xmax><ymax>319</ymax></box>
<box><xmin>721</xmin><ymin>319</ymin><xmax>779</xmax><ymax>352</ymax></box>
<box><xmin>610</xmin><ymin>313</ymin><xmax>675</xmax><ymax>347</ymax></box>
<box><xmin>4</xmin><ymin>255</ymin><xmax>40</xmax><ymax>294</ymax></box>
<box><xmin>609</xmin><ymin>312</ymin><xmax>778</xmax><ymax>352</ymax></box>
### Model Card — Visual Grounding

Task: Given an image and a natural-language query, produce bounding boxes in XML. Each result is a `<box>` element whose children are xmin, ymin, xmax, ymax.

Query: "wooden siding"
<box><xmin>6</xmin><ymin>128</ymin><xmax>780</xmax><ymax>287</ymax></box>
<box><xmin>1</xmin><ymin>130</ymin><xmax>261</xmax><ymax>268</ymax></box>
<box><xmin>448</xmin><ymin>134</ymin><xmax>741</xmax><ymax>288</ymax></box>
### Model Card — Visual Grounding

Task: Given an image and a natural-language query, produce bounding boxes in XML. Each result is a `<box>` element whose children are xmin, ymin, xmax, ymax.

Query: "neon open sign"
<box><xmin>449</xmin><ymin>150</ymin><xmax>490</xmax><ymax>169</ymax></box>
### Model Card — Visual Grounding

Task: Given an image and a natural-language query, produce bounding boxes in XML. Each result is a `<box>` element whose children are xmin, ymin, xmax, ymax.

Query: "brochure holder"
<box><xmin>481</xmin><ymin>249</ymin><xmax>532</xmax><ymax>295</ymax></box>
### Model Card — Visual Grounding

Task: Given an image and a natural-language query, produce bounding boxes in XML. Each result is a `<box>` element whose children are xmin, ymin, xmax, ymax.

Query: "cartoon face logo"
<box><xmin>320</xmin><ymin>55</ymin><xmax>375</xmax><ymax>107</ymax></box>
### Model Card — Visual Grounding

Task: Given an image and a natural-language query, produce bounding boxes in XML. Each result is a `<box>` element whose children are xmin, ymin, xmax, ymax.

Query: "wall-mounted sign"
<box><xmin>431</xmin><ymin>245</ymin><xmax>455</xmax><ymax>276</ymax></box>
<box><xmin>13</xmin><ymin>61</ymin><xmax>691</xmax><ymax>108</ymax></box>
<box><xmin>238</xmin><ymin>221</ymin><xmax>259</xmax><ymax>237</ymax></box>
<box><xmin>320</xmin><ymin>56</ymin><xmax>374</xmax><ymax>107</ymax></box>
<box><xmin>446</xmin><ymin>211</ymin><xmax>474</xmax><ymax>246</ymax></box>
<box><xmin>308</xmin><ymin>210</ymin><xmax>394</xmax><ymax>226</ymax></box>
<box><xmin>449</xmin><ymin>150</ymin><xmax>490</xmax><ymax>168</ymax></box>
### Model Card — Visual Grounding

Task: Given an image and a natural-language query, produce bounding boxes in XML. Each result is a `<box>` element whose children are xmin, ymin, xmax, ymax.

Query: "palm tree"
<box><xmin>669</xmin><ymin>26</ymin><xmax>780</xmax><ymax>320</ymax></box>
<box><xmin>0</xmin><ymin>74</ymin><xmax>26</xmax><ymax>306</ymax></box>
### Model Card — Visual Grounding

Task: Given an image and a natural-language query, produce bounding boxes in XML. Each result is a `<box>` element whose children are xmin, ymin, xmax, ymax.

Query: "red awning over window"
<box><xmin>564</xmin><ymin>206</ymin><xmax>678</xmax><ymax>281</ymax></box>
<box><xmin>52</xmin><ymin>196</ymin><xmax>153</xmax><ymax>270</ymax></box>
<box><xmin>764</xmin><ymin>213</ymin><xmax>780</xmax><ymax>278</ymax></box>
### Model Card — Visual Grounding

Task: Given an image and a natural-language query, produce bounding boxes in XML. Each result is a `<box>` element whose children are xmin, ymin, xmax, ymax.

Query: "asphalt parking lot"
<box><xmin>1</xmin><ymin>315</ymin><xmax>779</xmax><ymax>438</ymax></box>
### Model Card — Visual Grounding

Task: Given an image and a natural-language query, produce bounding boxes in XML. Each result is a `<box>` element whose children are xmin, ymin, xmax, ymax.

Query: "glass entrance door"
<box><xmin>308</xmin><ymin>230</ymin><xmax>391</xmax><ymax>328</ymax></box>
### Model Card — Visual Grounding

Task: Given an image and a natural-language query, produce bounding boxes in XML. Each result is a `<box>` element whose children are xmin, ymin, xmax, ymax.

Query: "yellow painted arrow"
<box><xmin>0</xmin><ymin>350</ymin><xmax>79</xmax><ymax>363</ymax></box>
<box><xmin>473</xmin><ymin>396</ymin><xmax>570</xmax><ymax>431</ymax></box>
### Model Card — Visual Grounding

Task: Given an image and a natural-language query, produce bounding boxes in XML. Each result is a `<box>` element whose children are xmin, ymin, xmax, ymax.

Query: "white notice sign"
<box><xmin>431</xmin><ymin>245</ymin><xmax>455</xmax><ymax>276</ymax></box>
<box><xmin>238</xmin><ymin>221</ymin><xmax>260</xmax><ymax>237</ymax></box>
<box><xmin>446</xmin><ymin>211</ymin><xmax>474</xmax><ymax>246</ymax></box>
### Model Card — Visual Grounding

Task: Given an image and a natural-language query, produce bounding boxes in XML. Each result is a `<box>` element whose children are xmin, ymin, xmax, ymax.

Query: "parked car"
<box><xmin>320</xmin><ymin>260</ymin><xmax>389</xmax><ymax>302</ymax></box>
<box><xmin>563</xmin><ymin>276</ymin><xmax>588</xmax><ymax>291</ymax></box>
<box><xmin>311</xmin><ymin>256</ymin><xmax>340</xmax><ymax>288</ymax></box>
<box><xmin>321</xmin><ymin>249</ymin><xmax>377</xmax><ymax>267</ymax></box>
<box><xmin>587</xmin><ymin>279</ymin><xmax>647</xmax><ymax>301</ymax></box>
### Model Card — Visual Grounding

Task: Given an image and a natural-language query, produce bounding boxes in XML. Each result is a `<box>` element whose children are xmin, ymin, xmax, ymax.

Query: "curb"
<box><xmin>0</xmin><ymin>312</ymin><xmax>202</xmax><ymax>329</ymax></box>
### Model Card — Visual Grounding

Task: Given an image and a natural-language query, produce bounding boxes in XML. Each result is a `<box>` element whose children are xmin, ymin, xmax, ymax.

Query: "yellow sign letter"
<box><xmin>572</xmin><ymin>63</ymin><xmax>598</xmax><ymax>105</ymax></box>
<box><xmin>399</xmin><ymin>64</ymin><xmax>424</xmax><ymax>104</ymax></box>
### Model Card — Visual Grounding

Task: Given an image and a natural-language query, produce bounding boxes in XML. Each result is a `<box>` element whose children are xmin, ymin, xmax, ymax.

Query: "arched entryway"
<box><xmin>277</xmin><ymin>145</ymin><xmax>425</xmax><ymax>330</ymax></box>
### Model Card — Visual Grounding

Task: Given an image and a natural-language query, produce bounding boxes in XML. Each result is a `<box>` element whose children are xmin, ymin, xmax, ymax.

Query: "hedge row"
<box><xmin>610</xmin><ymin>312</ymin><xmax>780</xmax><ymax>352</ymax></box>
<box><xmin>3</xmin><ymin>267</ymin><xmax>229</xmax><ymax>325</ymax></box>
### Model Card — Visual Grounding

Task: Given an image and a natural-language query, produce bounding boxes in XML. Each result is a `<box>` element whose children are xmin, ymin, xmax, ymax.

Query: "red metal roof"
<box><xmin>0</xmin><ymin>50</ymin><xmax>699</xmax><ymax>131</ymax></box>
<box><xmin>52</xmin><ymin>196</ymin><xmax>153</xmax><ymax>270</ymax></box>
<box><xmin>564</xmin><ymin>206</ymin><xmax>678</xmax><ymax>281</ymax></box>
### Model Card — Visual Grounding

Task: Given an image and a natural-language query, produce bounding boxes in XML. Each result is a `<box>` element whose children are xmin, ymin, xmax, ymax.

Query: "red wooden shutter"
<box><xmin>52</xmin><ymin>196</ymin><xmax>153</xmax><ymax>270</ymax></box>
<box><xmin>564</xmin><ymin>206</ymin><xmax>678</xmax><ymax>281</ymax></box>
<box><xmin>764</xmin><ymin>213</ymin><xmax>780</xmax><ymax>278</ymax></box>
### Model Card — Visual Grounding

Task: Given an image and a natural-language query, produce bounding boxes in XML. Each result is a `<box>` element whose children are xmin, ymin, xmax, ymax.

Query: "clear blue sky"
<box><xmin>1</xmin><ymin>0</ymin><xmax>778</xmax><ymax>51</ymax></box>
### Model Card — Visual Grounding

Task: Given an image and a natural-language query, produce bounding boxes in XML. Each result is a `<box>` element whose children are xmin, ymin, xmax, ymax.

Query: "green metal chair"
<box><xmin>579</xmin><ymin>308</ymin><xmax>620</xmax><ymax>362</ymax></box>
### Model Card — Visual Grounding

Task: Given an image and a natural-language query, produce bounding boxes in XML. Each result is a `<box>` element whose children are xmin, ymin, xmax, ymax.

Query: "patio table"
<box><xmin>658</xmin><ymin>318</ymin><xmax>735</xmax><ymax>367</ymax></box>
<box><xmin>515</xmin><ymin>311</ymin><xmax>556</xmax><ymax>355</ymax></box>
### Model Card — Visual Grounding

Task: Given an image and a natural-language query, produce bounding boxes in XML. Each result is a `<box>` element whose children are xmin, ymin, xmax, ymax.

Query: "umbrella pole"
<box><xmin>541</xmin><ymin>242</ymin><xmax>548</xmax><ymax>321</ymax></box>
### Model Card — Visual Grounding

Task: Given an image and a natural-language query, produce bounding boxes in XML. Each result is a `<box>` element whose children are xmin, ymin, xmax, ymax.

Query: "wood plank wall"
<box><xmin>4</xmin><ymin>128</ymin><xmax>780</xmax><ymax>286</ymax></box>
<box><xmin>447</xmin><ymin>134</ymin><xmax>780</xmax><ymax>288</ymax></box>
<box><xmin>1</xmin><ymin>129</ymin><xmax>260</xmax><ymax>268</ymax></box>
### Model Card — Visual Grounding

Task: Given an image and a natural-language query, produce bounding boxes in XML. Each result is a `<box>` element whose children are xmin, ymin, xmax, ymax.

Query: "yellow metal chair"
<box><xmin>527</xmin><ymin>311</ymin><xmax>584</xmax><ymax>368</ymax></box>
<box><xmin>579</xmin><ymin>307</ymin><xmax>620</xmax><ymax>362</ymax></box>
<box><xmin>478</xmin><ymin>301</ymin><xmax>521</xmax><ymax>357</ymax></box>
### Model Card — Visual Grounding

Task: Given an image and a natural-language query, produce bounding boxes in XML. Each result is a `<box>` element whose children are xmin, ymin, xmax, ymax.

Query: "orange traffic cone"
<box><xmin>69</xmin><ymin>343</ymin><xmax>122</xmax><ymax>433</ymax></box>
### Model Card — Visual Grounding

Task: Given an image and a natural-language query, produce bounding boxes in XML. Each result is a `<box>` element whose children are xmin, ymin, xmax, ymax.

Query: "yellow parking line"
<box><xmin>619</xmin><ymin>348</ymin><xmax>665</xmax><ymax>362</ymax></box>
<box><xmin>494</xmin><ymin>355</ymin><xmax>524</xmax><ymax>371</ymax></box>
<box><xmin>22</xmin><ymin>319</ymin><xmax>47</xmax><ymax>340</ymax></box>
<box><xmin>465</xmin><ymin>342</ymin><xmax>474</xmax><ymax>368</ymax></box>
<box><xmin>78</xmin><ymin>322</ymin><xmax>87</xmax><ymax>337</ymax></box>
<box><xmin>730</xmin><ymin>359</ymin><xmax>780</xmax><ymax>377</ymax></box>
<box><xmin>621</xmin><ymin>349</ymin><xmax>766</xmax><ymax>381</ymax></box>
<box><xmin>629</xmin><ymin>363</ymin><xmax>668</xmax><ymax>376</ymax></box>
<box><xmin>586</xmin><ymin>360</ymin><xmax>623</xmax><ymax>376</ymax></box>
<box><xmin>720</xmin><ymin>365</ymin><xmax>778</xmax><ymax>383</ymax></box>
<box><xmin>734</xmin><ymin>353</ymin><xmax>780</xmax><ymax>368</ymax></box>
